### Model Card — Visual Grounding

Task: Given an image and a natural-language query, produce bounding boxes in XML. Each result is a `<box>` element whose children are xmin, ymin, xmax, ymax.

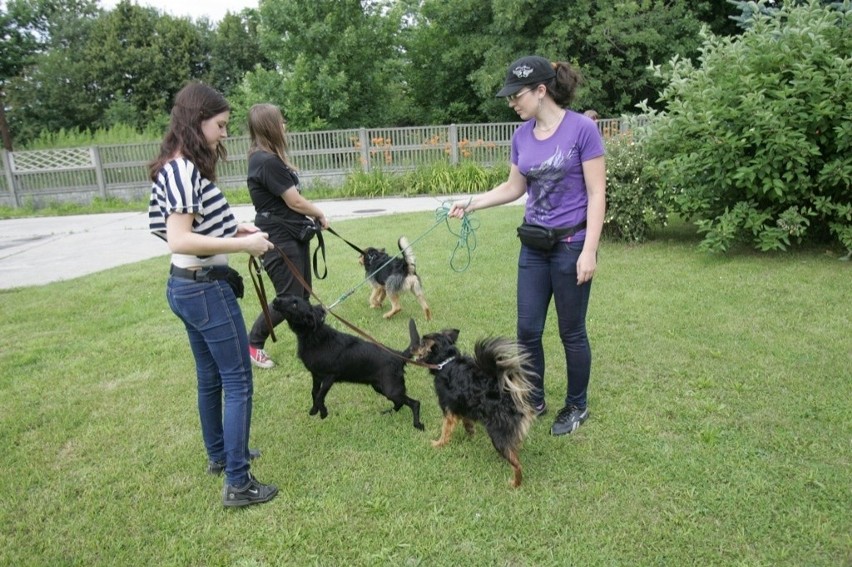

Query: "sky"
<box><xmin>99</xmin><ymin>0</ymin><xmax>259</xmax><ymax>23</ymax></box>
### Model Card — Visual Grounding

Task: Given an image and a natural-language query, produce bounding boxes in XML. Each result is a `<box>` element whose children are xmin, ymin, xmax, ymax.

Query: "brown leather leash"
<box><xmin>249</xmin><ymin>256</ymin><xmax>277</xmax><ymax>342</ymax></box>
<box><xmin>248</xmin><ymin>243</ymin><xmax>439</xmax><ymax>370</ymax></box>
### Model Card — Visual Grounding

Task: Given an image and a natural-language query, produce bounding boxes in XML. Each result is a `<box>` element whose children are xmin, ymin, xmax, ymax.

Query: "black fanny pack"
<box><xmin>257</xmin><ymin>212</ymin><xmax>319</xmax><ymax>243</ymax></box>
<box><xmin>255</xmin><ymin>213</ymin><xmax>328</xmax><ymax>280</ymax></box>
<box><xmin>516</xmin><ymin>220</ymin><xmax>587</xmax><ymax>251</ymax></box>
<box><xmin>170</xmin><ymin>265</ymin><xmax>244</xmax><ymax>298</ymax></box>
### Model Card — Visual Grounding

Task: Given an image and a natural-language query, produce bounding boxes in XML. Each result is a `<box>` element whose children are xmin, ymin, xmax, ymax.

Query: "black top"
<box><xmin>248</xmin><ymin>150</ymin><xmax>305</xmax><ymax>242</ymax></box>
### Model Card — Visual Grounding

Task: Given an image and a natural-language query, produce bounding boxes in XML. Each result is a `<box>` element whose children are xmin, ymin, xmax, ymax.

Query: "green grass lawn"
<box><xmin>1</xmin><ymin>206</ymin><xmax>849</xmax><ymax>566</ymax></box>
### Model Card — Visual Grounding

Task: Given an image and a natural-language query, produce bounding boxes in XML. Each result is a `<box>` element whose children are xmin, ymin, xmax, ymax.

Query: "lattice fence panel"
<box><xmin>11</xmin><ymin>148</ymin><xmax>93</xmax><ymax>172</ymax></box>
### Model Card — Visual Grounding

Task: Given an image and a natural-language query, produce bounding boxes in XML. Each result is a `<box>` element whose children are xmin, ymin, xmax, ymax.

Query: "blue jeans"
<box><xmin>517</xmin><ymin>241</ymin><xmax>592</xmax><ymax>409</ymax></box>
<box><xmin>167</xmin><ymin>276</ymin><xmax>254</xmax><ymax>487</ymax></box>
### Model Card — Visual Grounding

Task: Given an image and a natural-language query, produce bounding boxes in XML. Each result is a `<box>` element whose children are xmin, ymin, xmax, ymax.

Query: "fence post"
<box><xmin>358</xmin><ymin>128</ymin><xmax>371</xmax><ymax>173</ymax></box>
<box><xmin>91</xmin><ymin>146</ymin><xmax>107</xmax><ymax>199</ymax></box>
<box><xmin>1</xmin><ymin>149</ymin><xmax>19</xmax><ymax>208</ymax></box>
<box><xmin>89</xmin><ymin>146</ymin><xmax>106</xmax><ymax>200</ymax></box>
<box><xmin>448</xmin><ymin>124</ymin><xmax>459</xmax><ymax>166</ymax></box>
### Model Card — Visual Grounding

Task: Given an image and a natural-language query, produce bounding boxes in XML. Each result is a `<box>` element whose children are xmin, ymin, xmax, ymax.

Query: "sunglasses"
<box><xmin>506</xmin><ymin>88</ymin><xmax>534</xmax><ymax>103</ymax></box>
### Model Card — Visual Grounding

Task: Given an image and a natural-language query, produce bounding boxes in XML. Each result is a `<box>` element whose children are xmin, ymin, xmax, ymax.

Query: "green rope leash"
<box><xmin>326</xmin><ymin>199</ymin><xmax>480</xmax><ymax>310</ymax></box>
<box><xmin>326</xmin><ymin>214</ymin><xmax>447</xmax><ymax>310</ymax></box>
<box><xmin>435</xmin><ymin>200</ymin><xmax>479</xmax><ymax>272</ymax></box>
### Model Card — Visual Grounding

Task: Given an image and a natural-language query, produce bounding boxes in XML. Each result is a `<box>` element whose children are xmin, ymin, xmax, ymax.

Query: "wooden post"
<box><xmin>448</xmin><ymin>124</ymin><xmax>459</xmax><ymax>166</ymax></box>
<box><xmin>358</xmin><ymin>128</ymin><xmax>370</xmax><ymax>172</ymax></box>
<box><xmin>91</xmin><ymin>146</ymin><xmax>107</xmax><ymax>199</ymax></box>
<box><xmin>1</xmin><ymin>149</ymin><xmax>19</xmax><ymax>208</ymax></box>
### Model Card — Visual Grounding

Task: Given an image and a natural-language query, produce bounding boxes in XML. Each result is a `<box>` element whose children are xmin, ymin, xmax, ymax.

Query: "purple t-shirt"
<box><xmin>511</xmin><ymin>110</ymin><xmax>605</xmax><ymax>239</ymax></box>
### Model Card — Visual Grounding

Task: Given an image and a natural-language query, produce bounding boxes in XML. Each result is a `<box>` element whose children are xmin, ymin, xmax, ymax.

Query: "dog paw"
<box><xmin>415</xmin><ymin>422</ymin><xmax>425</xmax><ymax>431</ymax></box>
<box><xmin>309</xmin><ymin>407</ymin><xmax>319</xmax><ymax>416</ymax></box>
<box><xmin>319</xmin><ymin>409</ymin><xmax>328</xmax><ymax>419</ymax></box>
<box><xmin>431</xmin><ymin>439</ymin><xmax>447</xmax><ymax>448</ymax></box>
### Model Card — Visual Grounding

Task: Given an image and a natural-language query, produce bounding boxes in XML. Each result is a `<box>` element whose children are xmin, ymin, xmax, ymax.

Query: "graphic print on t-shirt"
<box><xmin>525</xmin><ymin>145</ymin><xmax>577</xmax><ymax>223</ymax></box>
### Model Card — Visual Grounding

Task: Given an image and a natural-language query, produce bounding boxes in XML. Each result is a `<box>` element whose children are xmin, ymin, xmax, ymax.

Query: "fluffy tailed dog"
<box><xmin>359</xmin><ymin>236</ymin><xmax>432</xmax><ymax>321</ymax></box>
<box><xmin>408</xmin><ymin>320</ymin><xmax>537</xmax><ymax>488</ymax></box>
<box><xmin>272</xmin><ymin>295</ymin><xmax>424</xmax><ymax>430</ymax></box>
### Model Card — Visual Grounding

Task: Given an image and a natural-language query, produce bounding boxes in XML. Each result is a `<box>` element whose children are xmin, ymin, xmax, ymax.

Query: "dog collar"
<box><xmin>435</xmin><ymin>356</ymin><xmax>455</xmax><ymax>370</ymax></box>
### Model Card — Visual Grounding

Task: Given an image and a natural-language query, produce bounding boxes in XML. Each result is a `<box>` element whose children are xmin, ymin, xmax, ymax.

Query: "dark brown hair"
<box><xmin>545</xmin><ymin>61</ymin><xmax>584</xmax><ymax>108</ymax></box>
<box><xmin>247</xmin><ymin>103</ymin><xmax>296</xmax><ymax>170</ymax></box>
<box><xmin>149</xmin><ymin>82</ymin><xmax>230</xmax><ymax>182</ymax></box>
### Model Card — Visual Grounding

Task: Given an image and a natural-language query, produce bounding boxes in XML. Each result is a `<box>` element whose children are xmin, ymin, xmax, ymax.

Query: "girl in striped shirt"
<box><xmin>148</xmin><ymin>82</ymin><xmax>277</xmax><ymax>508</ymax></box>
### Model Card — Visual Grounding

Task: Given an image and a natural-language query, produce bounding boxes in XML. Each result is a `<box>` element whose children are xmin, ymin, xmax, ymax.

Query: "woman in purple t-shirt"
<box><xmin>449</xmin><ymin>55</ymin><xmax>606</xmax><ymax>437</ymax></box>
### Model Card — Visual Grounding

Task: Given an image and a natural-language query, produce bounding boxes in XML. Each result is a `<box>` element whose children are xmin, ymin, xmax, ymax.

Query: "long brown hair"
<box><xmin>149</xmin><ymin>82</ymin><xmax>230</xmax><ymax>182</ymax></box>
<box><xmin>248</xmin><ymin>103</ymin><xmax>297</xmax><ymax>170</ymax></box>
<box><xmin>546</xmin><ymin>61</ymin><xmax>584</xmax><ymax>108</ymax></box>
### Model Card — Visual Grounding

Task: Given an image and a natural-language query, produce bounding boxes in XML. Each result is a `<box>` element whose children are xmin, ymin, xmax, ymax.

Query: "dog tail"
<box><xmin>473</xmin><ymin>337</ymin><xmax>537</xmax><ymax>433</ymax></box>
<box><xmin>398</xmin><ymin>236</ymin><xmax>417</xmax><ymax>275</ymax></box>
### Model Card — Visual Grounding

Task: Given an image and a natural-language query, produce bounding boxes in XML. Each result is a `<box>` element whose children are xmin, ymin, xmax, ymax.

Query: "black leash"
<box><xmin>325</xmin><ymin>226</ymin><xmax>367</xmax><ymax>255</ymax></box>
<box><xmin>312</xmin><ymin>228</ymin><xmax>327</xmax><ymax>280</ymax></box>
<box><xmin>258</xmin><ymin>243</ymin><xmax>439</xmax><ymax>370</ymax></box>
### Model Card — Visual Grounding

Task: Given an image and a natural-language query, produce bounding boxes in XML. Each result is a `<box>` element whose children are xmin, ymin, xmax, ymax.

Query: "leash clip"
<box><xmin>435</xmin><ymin>356</ymin><xmax>456</xmax><ymax>370</ymax></box>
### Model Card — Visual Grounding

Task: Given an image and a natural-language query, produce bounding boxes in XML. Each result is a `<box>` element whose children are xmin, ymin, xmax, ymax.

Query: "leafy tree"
<box><xmin>207</xmin><ymin>9</ymin><xmax>272</xmax><ymax>98</ymax></box>
<box><xmin>571</xmin><ymin>1</ymin><xmax>707</xmax><ymax>115</ymax></box>
<box><xmin>80</xmin><ymin>1</ymin><xmax>208</xmax><ymax>128</ymax></box>
<box><xmin>4</xmin><ymin>0</ymin><xmax>206</xmax><ymax>143</ymax></box>
<box><xmin>403</xmin><ymin>0</ymin><xmax>718</xmax><ymax>122</ymax></box>
<box><xmin>641</xmin><ymin>1</ymin><xmax>851</xmax><ymax>253</ymax></box>
<box><xmin>0</xmin><ymin>1</ymin><xmax>37</xmax><ymax>149</ymax></box>
<box><xmin>254</xmin><ymin>0</ymin><xmax>405</xmax><ymax>130</ymax></box>
<box><xmin>401</xmin><ymin>0</ymin><xmax>500</xmax><ymax>124</ymax></box>
<box><xmin>0</xmin><ymin>0</ymin><xmax>99</xmax><ymax>148</ymax></box>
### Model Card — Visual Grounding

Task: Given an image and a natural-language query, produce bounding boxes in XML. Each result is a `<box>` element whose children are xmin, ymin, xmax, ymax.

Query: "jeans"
<box><xmin>167</xmin><ymin>276</ymin><xmax>254</xmax><ymax>487</ymax></box>
<box><xmin>517</xmin><ymin>240</ymin><xmax>592</xmax><ymax>409</ymax></box>
<box><xmin>248</xmin><ymin>238</ymin><xmax>311</xmax><ymax>348</ymax></box>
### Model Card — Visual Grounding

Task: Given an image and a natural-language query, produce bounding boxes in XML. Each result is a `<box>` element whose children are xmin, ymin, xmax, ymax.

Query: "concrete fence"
<box><xmin>0</xmin><ymin>118</ymin><xmax>636</xmax><ymax>208</ymax></box>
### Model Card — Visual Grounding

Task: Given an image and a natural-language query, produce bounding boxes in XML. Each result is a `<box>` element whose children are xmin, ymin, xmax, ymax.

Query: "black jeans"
<box><xmin>248</xmin><ymin>237</ymin><xmax>311</xmax><ymax>348</ymax></box>
<box><xmin>517</xmin><ymin>240</ymin><xmax>593</xmax><ymax>409</ymax></box>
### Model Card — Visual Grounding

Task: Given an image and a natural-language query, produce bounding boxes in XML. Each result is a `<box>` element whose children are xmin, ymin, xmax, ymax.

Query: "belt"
<box><xmin>553</xmin><ymin>220</ymin><xmax>587</xmax><ymax>238</ymax></box>
<box><xmin>170</xmin><ymin>264</ymin><xmax>229</xmax><ymax>282</ymax></box>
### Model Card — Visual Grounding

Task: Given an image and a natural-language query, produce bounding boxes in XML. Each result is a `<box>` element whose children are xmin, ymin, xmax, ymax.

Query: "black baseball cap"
<box><xmin>496</xmin><ymin>56</ymin><xmax>556</xmax><ymax>98</ymax></box>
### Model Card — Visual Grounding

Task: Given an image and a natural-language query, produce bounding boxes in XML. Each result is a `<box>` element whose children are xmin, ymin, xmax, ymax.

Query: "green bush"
<box><xmin>335</xmin><ymin>161</ymin><xmax>507</xmax><ymax>200</ymax></box>
<box><xmin>640</xmin><ymin>1</ymin><xmax>851</xmax><ymax>253</ymax></box>
<box><xmin>603</xmin><ymin>133</ymin><xmax>667</xmax><ymax>243</ymax></box>
<box><xmin>401</xmin><ymin>161</ymin><xmax>506</xmax><ymax>196</ymax></box>
<box><xmin>23</xmin><ymin>122</ymin><xmax>164</xmax><ymax>150</ymax></box>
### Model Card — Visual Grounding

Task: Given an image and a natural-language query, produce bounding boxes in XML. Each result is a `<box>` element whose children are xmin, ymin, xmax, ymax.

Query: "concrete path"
<box><xmin>0</xmin><ymin>195</ymin><xmax>482</xmax><ymax>290</ymax></box>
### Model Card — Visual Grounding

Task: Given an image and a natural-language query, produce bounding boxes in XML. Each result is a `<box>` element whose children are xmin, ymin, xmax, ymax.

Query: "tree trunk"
<box><xmin>0</xmin><ymin>95</ymin><xmax>12</xmax><ymax>151</ymax></box>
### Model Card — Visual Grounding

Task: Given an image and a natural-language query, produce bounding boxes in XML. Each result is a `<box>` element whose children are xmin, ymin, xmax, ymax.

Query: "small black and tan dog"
<box><xmin>359</xmin><ymin>236</ymin><xmax>432</xmax><ymax>321</ymax></box>
<box><xmin>272</xmin><ymin>295</ymin><xmax>424</xmax><ymax>430</ymax></box>
<box><xmin>408</xmin><ymin>320</ymin><xmax>537</xmax><ymax>488</ymax></box>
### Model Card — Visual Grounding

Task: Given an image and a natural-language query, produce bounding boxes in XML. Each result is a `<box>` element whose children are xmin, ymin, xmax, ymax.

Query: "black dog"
<box><xmin>359</xmin><ymin>236</ymin><xmax>432</xmax><ymax>321</ymax></box>
<box><xmin>409</xmin><ymin>320</ymin><xmax>537</xmax><ymax>487</ymax></box>
<box><xmin>272</xmin><ymin>295</ymin><xmax>424</xmax><ymax>430</ymax></box>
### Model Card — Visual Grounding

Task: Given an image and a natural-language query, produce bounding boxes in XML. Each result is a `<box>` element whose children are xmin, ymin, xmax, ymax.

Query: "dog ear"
<box><xmin>311</xmin><ymin>304</ymin><xmax>326</xmax><ymax>329</ymax></box>
<box><xmin>443</xmin><ymin>329</ymin><xmax>460</xmax><ymax>344</ymax></box>
<box><xmin>408</xmin><ymin>318</ymin><xmax>420</xmax><ymax>348</ymax></box>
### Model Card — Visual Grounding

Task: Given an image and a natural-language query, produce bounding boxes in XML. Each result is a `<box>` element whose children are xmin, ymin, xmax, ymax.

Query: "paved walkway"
<box><xmin>0</xmin><ymin>195</ymin><xmax>483</xmax><ymax>290</ymax></box>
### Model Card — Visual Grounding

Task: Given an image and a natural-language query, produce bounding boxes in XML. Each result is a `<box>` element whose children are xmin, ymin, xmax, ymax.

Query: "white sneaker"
<box><xmin>249</xmin><ymin>346</ymin><xmax>275</xmax><ymax>369</ymax></box>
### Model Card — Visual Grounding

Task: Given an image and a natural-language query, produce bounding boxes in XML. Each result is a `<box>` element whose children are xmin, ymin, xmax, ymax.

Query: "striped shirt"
<box><xmin>148</xmin><ymin>158</ymin><xmax>237</xmax><ymax>265</ymax></box>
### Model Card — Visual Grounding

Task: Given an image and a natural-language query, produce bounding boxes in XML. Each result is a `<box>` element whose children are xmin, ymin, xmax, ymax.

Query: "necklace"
<box><xmin>536</xmin><ymin>110</ymin><xmax>565</xmax><ymax>133</ymax></box>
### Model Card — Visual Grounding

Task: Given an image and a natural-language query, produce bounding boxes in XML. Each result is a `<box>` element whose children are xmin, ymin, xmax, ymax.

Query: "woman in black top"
<box><xmin>246</xmin><ymin>103</ymin><xmax>328</xmax><ymax>368</ymax></box>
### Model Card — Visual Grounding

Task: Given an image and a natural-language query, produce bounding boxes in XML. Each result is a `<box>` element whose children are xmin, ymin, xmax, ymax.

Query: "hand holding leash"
<box><xmin>448</xmin><ymin>197</ymin><xmax>473</xmax><ymax>219</ymax></box>
<box><xmin>242</xmin><ymin>231</ymin><xmax>274</xmax><ymax>257</ymax></box>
